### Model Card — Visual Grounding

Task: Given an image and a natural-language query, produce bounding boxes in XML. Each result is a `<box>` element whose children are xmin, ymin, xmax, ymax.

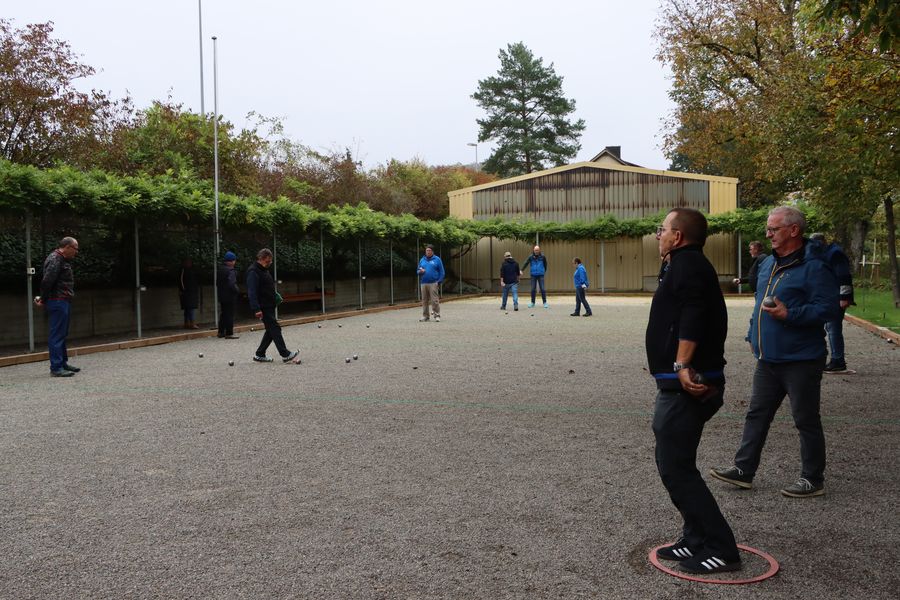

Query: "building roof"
<box><xmin>589</xmin><ymin>147</ymin><xmax>643</xmax><ymax>168</ymax></box>
<box><xmin>447</xmin><ymin>161</ymin><xmax>740</xmax><ymax>198</ymax></box>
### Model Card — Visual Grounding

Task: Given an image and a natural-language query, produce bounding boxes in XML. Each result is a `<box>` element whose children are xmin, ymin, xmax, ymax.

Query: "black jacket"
<box><xmin>217</xmin><ymin>263</ymin><xmax>239</xmax><ymax>303</ymax></box>
<box><xmin>40</xmin><ymin>250</ymin><xmax>75</xmax><ymax>300</ymax></box>
<box><xmin>645</xmin><ymin>245</ymin><xmax>727</xmax><ymax>390</ymax></box>
<box><xmin>499</xmin><ymin>258</ymin><xmax>520</xmax><ymax>284</ymax></box>
<box><xmin>179</xmin><ymin>266</ymin><xmax>200</xmax><ymax>309</ymax></box>
<box><xmin>246</xmin><ymin>261</ymin><xmax>276</xmax><ymax>311</ymax></box>
<box><xmin>737</xmin><ymin>253</ymin><xmax>768</xmax><ymax>293</ymax></box>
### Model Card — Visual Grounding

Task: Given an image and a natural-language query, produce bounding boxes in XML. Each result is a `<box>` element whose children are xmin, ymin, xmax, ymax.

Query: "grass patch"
<box><xmin>849</xmin><ymin>287</ymin><xmax>900</xmax><ymax>331</ymax></box>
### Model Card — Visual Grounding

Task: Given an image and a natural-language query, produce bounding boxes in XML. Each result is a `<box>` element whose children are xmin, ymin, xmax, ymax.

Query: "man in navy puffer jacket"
<box><xmin>711</xmin><ymin>206</ymin><xmax>839</xmax><ymax>499</ymax></box>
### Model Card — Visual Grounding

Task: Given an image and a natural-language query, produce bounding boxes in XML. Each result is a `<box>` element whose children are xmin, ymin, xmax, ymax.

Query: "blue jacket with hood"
<box><xmin>573</xmin><ymin>263</ymin><xmax>589</xmax><ymax>288</ymax></box>
<box><xmin>523</xmin><ymin>253</ymin><xmax>547</xmax><ymax>277</ymax></box>
<box><xmin>418</xmin><ymin>254</ymin><xmax>444</xmax><ymax>284</ymax></box>
<box><xmin>749</xmin><ymin>239</ymin><xmax>840</xmax><ymax>363</ymax></box>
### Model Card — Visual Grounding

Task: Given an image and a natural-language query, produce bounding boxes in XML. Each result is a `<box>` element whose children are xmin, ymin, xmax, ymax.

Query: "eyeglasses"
<box><xmin>656</xmin><ymin>226</ymin><xmax>678</xmax><ymax>236</ymax></box>
<box><xmin>765</xmin><ymin>226</ymin><xmax>788</xmax><ymax>234</ymax></box>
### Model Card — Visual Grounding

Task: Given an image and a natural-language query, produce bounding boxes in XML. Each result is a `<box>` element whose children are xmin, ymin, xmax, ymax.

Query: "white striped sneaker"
<box><xmin>656</xmin><ymin>539</ymin><xmax>696</xmax><ymax>561</ymax></box>
<box><xmin>677</xmin><ymin>551</ymin><xmax>742</xmax><ymax>574</ymax></box>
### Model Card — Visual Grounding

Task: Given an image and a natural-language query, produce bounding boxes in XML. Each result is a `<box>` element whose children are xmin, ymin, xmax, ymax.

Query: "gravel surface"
<box><xmin>1</xmin><ymin>296</ymin><xmax>898</xmax><ymax>599</ymax></box>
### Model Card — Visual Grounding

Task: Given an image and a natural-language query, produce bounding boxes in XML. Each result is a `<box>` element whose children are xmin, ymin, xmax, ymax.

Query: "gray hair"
<box><xmin>809</xmin><ymin>232</ymin><xmax>826</xmax><ymax>242</ymax></box>
<box><xmin>59</xmin><ymin>236</ymin><xmax>78</xmax><ymax>248</ymax></box>
<box><xmin>769</xmin><ymin>206</ymin><xmax>806</xmax><ymax>233</ymax></box>
<box><xmin>257</xmin><ymin>248</ymin><xmax>273</xmax><ymax>260</ymax></box>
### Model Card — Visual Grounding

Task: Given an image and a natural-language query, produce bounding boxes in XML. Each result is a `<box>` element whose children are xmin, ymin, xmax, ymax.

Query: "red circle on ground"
<box><xmin>648</xmin><ymin>543</ymin><xmax>780</xmax><ymax>585</ymax></box>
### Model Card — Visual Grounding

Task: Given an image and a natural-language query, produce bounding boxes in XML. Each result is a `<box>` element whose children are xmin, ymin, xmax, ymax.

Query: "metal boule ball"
<box><xmin>345</xmin><ymin>357</ymin><xmax>351</xmax><ymax>363</ymax></box>
<box><xmin>198</xmin><ymin>353</ymin><xmax>204</xmax><ymax>358</ymax></box>
<box><xmin>353</xmin><ymin>354</ymin><xmax>358</xmax><ymax>360</ymax></box>
<box><xmin>228</xmin><ymin>360</ymin><xmax>234</xmax><ymax>366</ymax></box>
<box><xmin>692</xmin><ymin>373</ymin><xmax>708</xmax><ymax>385</ymax></box>
<box><xmin>762</xmin><ymin>296</ymin><xmax>776</xmax><ymax>308</ymax></box>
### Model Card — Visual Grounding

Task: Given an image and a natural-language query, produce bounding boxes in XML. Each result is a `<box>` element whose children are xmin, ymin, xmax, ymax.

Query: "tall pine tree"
<box><xmin>472</xmin><ymin>42</ymin><xmax>585</xmax><ymax>177</ymax></box>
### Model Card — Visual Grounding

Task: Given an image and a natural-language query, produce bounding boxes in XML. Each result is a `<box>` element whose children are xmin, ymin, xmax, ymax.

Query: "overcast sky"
<box><xmin>7</xmin><ymin>0</ymin><xmax>674</xmax><ymax>170</ymax></box>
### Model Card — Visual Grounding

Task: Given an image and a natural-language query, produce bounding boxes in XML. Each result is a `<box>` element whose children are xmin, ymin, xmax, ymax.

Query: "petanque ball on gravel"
<box><xmin>317</xmin><ymin>324</ymin><xmax>322</xmax><ymax>328</ymax></box>
<box><xmin>228</xmin><ymin>360</ymin><xmax>234</xmax><ymax>366</ymax></box>
<box><xmin>338</xmin><ymin>324</ymin><xmax>342</xmax><ymax>328</ymax></box>
<box><xmin>568</xmin><ymin>369</ymin><xmax>575</xmax><ymax>374</ymax></box>
<box><xmin>353</xmin><ymin>354</ymin><xmax>358</xmax><ymax>360</ymax></box>
<box><xmin>345</xmin><ymin>357</ymin><xmax>351</xmax><ymax>363</ymax></box>
<box><xmin>530</xmin><ymin>314</ymin><xmax>535</xmax><ymax>317</ymax></box>
<box><xmin>366</xmin><ymin>324</ymin><xmax>370</xmax><ymax>328</ymax></box>
<box><xmin>198</xmin><ymin>353</ymin><xmax>204</xmax><ymax>358</ymax></box>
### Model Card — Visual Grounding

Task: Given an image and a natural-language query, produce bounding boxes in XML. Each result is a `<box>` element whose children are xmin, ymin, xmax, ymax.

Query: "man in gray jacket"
<box><xmin>36</xmin><ymin>237</ymin><xmax>80</xmax><ymax>377</ymax></box>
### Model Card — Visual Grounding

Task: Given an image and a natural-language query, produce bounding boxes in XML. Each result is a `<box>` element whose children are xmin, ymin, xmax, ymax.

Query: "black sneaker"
<box><xmin>583</xmin><ymin>313</ymin><xmax>592</xmax><ymax>317</ymax></box>
<box><xmin>709</xmin><ymin>466</ymin><xmax>753</xmax><ymax>489</ymax></box>
<box><xmin>50</xmin><ymin>370</ymin><xmax>75</xmax><ymax>377</ymax></box>
<box><xmin>513</xmin><ymin>306</ymin><xmax>518</xmax><ymax>311</ymax></box>
<box><xmin>656</xmin><ymin>539</ymin><xmax>697</xmax><ymax>561</ymax></box>
<box><xmin>253</xmin><ymin>355</ymin><xmax>274</xmax><ymax>363</ymax></box>
<box><xmin>824</xmin><ymin>360</ymin><xmax>848</xmax><ymax>373</ymax></box>
<box><xmin>677</xmin><ymin>551</ymin><xmax>741</xmax><ymax>574</ymax></box>
<box><xmin>781</xmin><ymin>477</ymin><xmax>825</xmax><ymax>498</ymax></box>
<box><xmin>62</xmin><ymin>363</ymin><xmax>81</xmax><ymax>373</ymax></box>
<box><xmin>282</xmin><ymin>350</ymin><xmax>299</xmax><ymax>363</ymax></box>
<box><xmin>570</xmin><ymin>312</ymin><xmax>580</xmax><ymax>317</ymax></box>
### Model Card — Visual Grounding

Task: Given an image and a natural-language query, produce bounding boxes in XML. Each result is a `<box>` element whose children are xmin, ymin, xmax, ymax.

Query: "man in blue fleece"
<box><xmin>711</xmin><ymin>206</ymin><xmax>839</xmax><ymax>498</ymax></box>
<box><xmin>570</xmin><ymin>258</ymin><xmax>592</xmax><ymax>317</ymax></box>
<box><xmin>522</xmin><ymin>245</ymin><xmax>549</xmax><ymax>308</ymax></box>
<box><xmin>417</xmin><ymin>245</ymin><xmax>444</xmax><ymax>322</ymax></box>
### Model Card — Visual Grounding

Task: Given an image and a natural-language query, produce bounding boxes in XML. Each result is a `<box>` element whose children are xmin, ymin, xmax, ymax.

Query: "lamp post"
<box><xmin>198</xmin><ymin>0</ymin><xmax>205</xmax><ymax>116</ymax></box>
<box><xmin>212</xmin><ymin>35</ymin><xmax>220</xmax><ymax>328</ymax></box>
<box><xmin>467</xmin><ymin>142</ymin><xmax>479</xmax><ymax>171</ymax></box>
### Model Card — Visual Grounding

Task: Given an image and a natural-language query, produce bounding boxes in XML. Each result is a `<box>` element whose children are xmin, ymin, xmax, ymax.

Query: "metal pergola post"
<box><xmin>358</xmin><ymin>238</ymin><xmax>364</xmax><ymax>310</ymax></box>
<box><xmin>211</xmin><ymin>36</ymin><xmax>221</xmax><ymax>329</ymax></box>
<box><xmin>415</xmin><ymin>236</ymin><xmax>420</xmax><ymax>301</ymax></box>
<box><xmin>319</xmin><ymin>228</ymin><xmax>326</xmax><ymax>314</ymax></box>
<box><xmin>737</xmin><ymin>233</ymin><xmax>743</xmax><ymax>295</ymax></box>
<box><xmin>272</xmin><ymin>228</ymin><xmax>278</xmax><ymax>319</ymax></box>
<box><xmin>25</xmin><ymin>212</ymin><xmax>34</xmax><ymax>352</ymax></box>
<box><xmin>389</xmin><ymin>238</ymin><xmax>394</xmax><ymax>305</ymax></box>
<box><xmin>439</xmin><ymin>243</ymin><xmax>443</xmax><ymax>297</ymax></box>
<box><xmin>134</xmin><ymin>218</ymin><xmax>142</xmax><ymax>338</ymax></box>
<box><xmin>488</xmin><ymin>236</ymin><xmax>493</xmax><ymax>293</ymax></box>
<box><xmin>600</xmin><ymin>240</ymin><xmax>606</xmax><ymax>293</ymax></box>
<box><xmin>459</xmin><ymin>244</ymin><xmax>462</xmax><ymax>296</ymax></box>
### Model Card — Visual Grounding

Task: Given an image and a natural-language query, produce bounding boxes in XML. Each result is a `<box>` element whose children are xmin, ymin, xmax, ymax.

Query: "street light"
<box><xmin>467</xmin><ymin>142</ymin><xmax>479</xmax><ymax>171</ymax></box>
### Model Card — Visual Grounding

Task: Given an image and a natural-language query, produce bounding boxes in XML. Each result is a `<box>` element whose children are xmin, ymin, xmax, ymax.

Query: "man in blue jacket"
<box><xmin>810</xmin><ymin>233</ymin><xmax>855</xmax><ymax>373</ymax></box>
<box><xmin>522</xmin><ymin>245</ymin><xmax>549</xmax><ymax>308</ymax></box>
<box><xmin>711</xmin><ymin>206</ymin><xmax>839</xmax><ymax>498</ymax></box>
<box><xmin>417</xmin><ymin>245</ymin><xmax>444</xmax><ymax>322</ymax></box>
<box><xmin>570</xmin><ymin>258</ymin><xmax>592</xmax><ymax>317</ymax></box>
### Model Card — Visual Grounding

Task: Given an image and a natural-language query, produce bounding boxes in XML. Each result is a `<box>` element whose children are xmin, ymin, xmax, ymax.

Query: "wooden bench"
<box><xmin>279</xmin><ymin>290</ymin><xmax>335</xmax><ymax>305</ymax></box>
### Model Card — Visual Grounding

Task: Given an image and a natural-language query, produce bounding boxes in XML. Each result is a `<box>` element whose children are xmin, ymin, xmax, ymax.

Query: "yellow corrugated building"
<box><xmin>447</xmin><ymin>149</ymin><xmax>740</xmax><ymax>292</ymax></box>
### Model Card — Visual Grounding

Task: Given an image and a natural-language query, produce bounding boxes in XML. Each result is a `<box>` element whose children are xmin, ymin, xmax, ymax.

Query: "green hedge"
<box><xmin>0</xmin><ymin>159</ymin><xmax>827</xmax><ymax>245</ymax></box>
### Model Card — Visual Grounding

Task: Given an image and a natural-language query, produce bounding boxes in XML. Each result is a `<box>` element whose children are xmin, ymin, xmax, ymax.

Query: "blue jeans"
<box><xmin>501</xmin><ymin>283</ymin><xmax>519</xmax><ymax>308</ymax></box>
<box><xmin>824</xmin><ymin>307</ymin><xmax>846</xmax><ymax>362</ymax></box>
<box><xmin>735</xmin><ymin>359</ymin><xmax>826</xmax><ymax>485</ymax></box>
<box><xmin>653</xmin><ymin>387</ymin><xmax>738</xmax><ymax>559</ymax></box>
<box><xmin>47</xmin><ymin>299</ymin><xmax>70</xmax><ymax>372</ymax></box>
<box><xmin>574</xmin><ymin>287</ymin><xmax>591</xmax><ymax>315</ymax></box>
<box><xmin>183</xmin><ymin>308</ymin><xmax>195</xmax><ymax>322</ymax></box>
<box><xmin>530</xmin><ymin>275</ymin><xmax>546</xmax><ymax>304</ymax></box>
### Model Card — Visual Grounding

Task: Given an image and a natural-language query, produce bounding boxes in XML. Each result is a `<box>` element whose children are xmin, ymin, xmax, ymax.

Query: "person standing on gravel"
<box><xmin>646</xmin><ymin>208</ymin><xmax>741</xmax><ymax>574</ymax></box>
<box><xmin>217</xmin><ymin>251</ymin><xmax>240</xmax><ymax>339</ymax></box>
<box><xmin>246</xmin><ymin>248</ymin><xmax>298</xmax><ymax>363</ymax></box>
<box><xmin>417</xmin><ymin>245</ymin><xmax>444</xmax><ymax>322</ymax></box>
<box><xmin>710</xmin><ymin>206</ymin><xmax>838</xmax><ymax>499</ymax></box>
<box><xmin>809</xmin><ymin>232</ymin><xmax>854</xmax><ymax>373</ymax></box>
<box><xmin>522</xmin><ymin>245</ymin><xmax>548</xmax><ymax>308</ymax></box>
<box><xmin>499</xmin><ymin>251</ymin><xmax>520</xmax><ymax>311</ymax></box>
<box><xmin>35</xmin><ymin>237</ymin><xmax>81</xmax><ymax>377</ymax></box>
<box><xmin>570</xmin><ymin>258</ymin><xmax>592</xmax><ymax>317</ymax></box>
<box><xmin>732</xmin><ymin>240</ymin><xmax>767</xmax><ymax>294</ymax></box>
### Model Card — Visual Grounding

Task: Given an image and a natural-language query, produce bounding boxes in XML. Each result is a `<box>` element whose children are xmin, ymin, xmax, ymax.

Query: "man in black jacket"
<box><xmin>36</xmin><ymin>237</ymin><xmax>80</xmax><ymax>377</ymax></box>
<box><xmin>646</xmin><ymin>208</ymin><xmax>741</xmax><ymax>574</ymax></box>
<box><xmin>246</xmin><ymin>248</ymin><xmax>298</xmax><ymax>363</ymax></box>
<box><xmin>732</xmin><ymin>240</ymin><xmax>768</xmax><ymax>293</ymax></box>
<box><xmin>217</xmin><ymin>251</ymin><xmax>240</xmax><ymax>339</ymax></box>
<box><xmin>499</xmin><ymin>251</ymin><xmax>520</xmax><ymax>311</ymax></box>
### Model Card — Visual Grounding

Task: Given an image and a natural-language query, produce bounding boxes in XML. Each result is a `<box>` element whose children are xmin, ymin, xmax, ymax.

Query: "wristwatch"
<box><xmin>673</xmin><ymin>362</ymin><xmax>691</xmax><ymax>372</ymax></box>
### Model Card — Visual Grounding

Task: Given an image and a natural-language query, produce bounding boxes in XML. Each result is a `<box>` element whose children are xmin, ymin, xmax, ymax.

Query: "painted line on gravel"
<box><xmin>9</xmin><ymin>383</ymin><xmax>900</xmax><ymax>426</ymax></box>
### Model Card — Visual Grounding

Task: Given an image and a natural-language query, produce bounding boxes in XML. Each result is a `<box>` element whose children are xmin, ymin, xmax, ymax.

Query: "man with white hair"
<box><xmin>711</xmin><ymin>206</ymin><xmax>840</xmax><ymax>498</ymax></box>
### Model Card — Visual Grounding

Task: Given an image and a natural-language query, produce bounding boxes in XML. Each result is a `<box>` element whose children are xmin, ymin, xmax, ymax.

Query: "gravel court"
<box><xmin>1</xmin><ymin>296</ymin><xmax>897</xmax><ymax>599</ymax></box>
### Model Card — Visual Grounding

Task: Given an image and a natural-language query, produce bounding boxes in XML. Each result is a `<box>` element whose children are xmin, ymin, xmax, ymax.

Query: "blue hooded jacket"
<box><xmin>418</xmin><ymin>254</ymin><xmax>444</xmax><ymax>284</ymax></box>
<box><xmin>523</xmin><ymin>253</ymin><xmax>547</xmax><ymax>277</ymax></box>
<box><xmin>748</xmin><ymin>239</ymin><xmax>840</xmax><ymax>363</ymax></box>
<box><xmin>573</xmin><ymin>263</ymin><xmax>589</xmax><ymax>288</ymax></box>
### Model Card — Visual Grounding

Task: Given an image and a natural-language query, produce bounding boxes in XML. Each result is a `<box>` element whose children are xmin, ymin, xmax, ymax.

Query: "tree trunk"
<box><xmin>883</xmin><ymin>196</ymin><xmax>900</xmax><ymax>308</ymax></box>
<box><xmin>849</xmin><ymin>219</ymin><xmax>870</xmax><ymax>277</ymax></box>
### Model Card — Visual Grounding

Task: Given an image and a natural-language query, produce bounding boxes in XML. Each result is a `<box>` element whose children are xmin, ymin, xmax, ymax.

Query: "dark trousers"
<box><xmin>573</xmin><ymin>287</ymin><xmax>591</xmax><ymax>315</ymax></box>
<box><xmin>255</xmin><ymin>307</ymin><xmax>290</xmax><ymax>358</ymax></box>
<box><xmin>825</xmin><ymin>307</ymin><xmax>846</xmax><ymax>362</ymax></box>
<box><xmin>218</xmin><ymin>301</ymin><xmax>235</xmax><ymax>336</ymax></box>
<box><xmin>530</xmin><ymin>275</ymin><xmax>546</xmax><ymax>304</ymax></box>
<box><xmin>653</xmin><ymin>387</ymin><xmax>738</xmax><ymax>559</ymax></box>
<box><xmin>734</xmin><ymin>359</ymin><xmax>826</xmax><ymax>485</ymax></box>
<box><xmin>47</xmin><ymin>299</ymin><xmax>70</xmax><ymax>372</ymax></box>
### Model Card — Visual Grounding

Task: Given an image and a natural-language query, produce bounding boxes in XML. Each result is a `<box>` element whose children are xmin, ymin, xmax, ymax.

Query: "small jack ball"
<box><xmin>366</xmin><ymin>324</ymin><xmax>370</xmax><ymax>328</ymax></box>
<box><xmin>762</xmin><ymin>296</ymin><xmax>776</xmax><ymax>308</ymax></box>
<box><xmin>345</xmin><ymin>357</ymin><xmax>351</xmax><ymax>363</ymax></box>
<box><xmin>228</xmin><ymin>361</ymin><xmax>234</xmax><ymax>366</ymax></box>
<box><xmin>317</xmin><ymin>324</ymin><xmax>322</xmax><ymax>328</ymax></box>
<box><xmin>338</xmin><ymin>324</ymin><xmax>342</xmax><ymax>328</ymax></box>
<box><xmin>198</xmin><ymin>353</ymin><xmax>204</xmax><ymax>358</ymax></box>
<box><xmin>353</xmin><ymin>354</ymin><xmax>358</xmax><ymax>360</ymax></box>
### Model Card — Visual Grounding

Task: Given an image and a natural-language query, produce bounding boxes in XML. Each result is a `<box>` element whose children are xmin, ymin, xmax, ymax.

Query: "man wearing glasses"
<box><xmin>711</xmin><ymin>206</ymin><xmax>839</xmax><ymax>498</ymax></box>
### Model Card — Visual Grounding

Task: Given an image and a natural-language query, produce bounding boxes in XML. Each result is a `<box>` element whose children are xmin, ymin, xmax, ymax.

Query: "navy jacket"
<box><xmin>246</xmin><ymin>261</ymin><xmax>277</xmax><ymax>311</ymax></box>
<box><xmin>749</xmin><ymin>240</ymin><xmax>840</xmax><ymax>363</ymax></box>
<box><xmin>500</xmin><ymin>258</ymin><xmax>520</xmax><ymax>284</ymax></box>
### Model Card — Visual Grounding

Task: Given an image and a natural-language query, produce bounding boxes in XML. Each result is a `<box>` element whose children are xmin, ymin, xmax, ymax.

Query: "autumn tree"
<box><xmin>0</xmin><ymin>19</ymin><xmax>124</xmax><ymax>167</ymax></box>
<box><xmin>472</xmin><ymin>42</ymin><xmax>585</xmax><ymax>177</ymax></box>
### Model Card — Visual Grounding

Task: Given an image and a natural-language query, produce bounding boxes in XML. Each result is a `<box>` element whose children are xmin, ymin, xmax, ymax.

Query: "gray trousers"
<box><xmin>421</xmin><ymin>283</ymin><xmax>440</xmax><ymax>318</ymax></box>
